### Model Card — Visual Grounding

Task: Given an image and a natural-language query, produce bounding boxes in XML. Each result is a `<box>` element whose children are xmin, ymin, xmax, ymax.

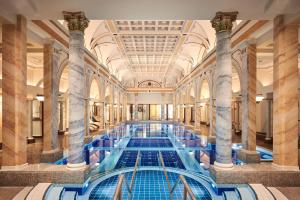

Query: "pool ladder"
<box><xmin>159</xmin><ymin>151</ymin><xmax>196</xmax><ymax>200</ymax></box>
<box><xmin>113</xmin><ymin>151</ymin><xmax>141</xmax><ymax>200</ymax></box>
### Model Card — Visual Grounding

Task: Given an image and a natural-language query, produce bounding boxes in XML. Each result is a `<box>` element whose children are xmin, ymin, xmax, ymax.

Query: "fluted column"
<box><xmin>42</xmin><ymin>41</ymin><xmax>61</xmax><ymax>159</ymax></box>
<box><xmin>109</xmin><ymin>87</ymin><xmax>114</xmax><ymax>126</ymax></box>
<box><xmin>273</xmin><ymin>15</ymin><xmax>299</xmax><ymax>169</ymax></box>
<box><xmin>211</xmin><ymin>11</ymin><xmax>237</xmax><ymax>169</ymax></box>
<box><xmin>2</xmin><ymin>15</ymin><xmax>28</xmax><ymax>166</ymax></box>
<box><xmin>63</xmin><ymin>11</ymin><xmax>89</xmax><ymax>169</ymax></box>
<box><xmin>194</xmin><ymin>104</ymin><xmax>201</xmax><ymax>131</ymax></box>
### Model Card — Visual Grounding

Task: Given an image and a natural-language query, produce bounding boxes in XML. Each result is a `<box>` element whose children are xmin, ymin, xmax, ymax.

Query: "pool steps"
<box><xmin>249</xmin><ymin>184</ymin><xmax>289</xmax><ymax>200</ymax></box>
<box><xmin>12</xmin><ymin>187</ymin><xmax>33</xmax><ymax>200</ymax></box>
<box><xmin>23</xmin><ymin>183</ymin><xmax>51</xmax><ymax>200</ymax></box>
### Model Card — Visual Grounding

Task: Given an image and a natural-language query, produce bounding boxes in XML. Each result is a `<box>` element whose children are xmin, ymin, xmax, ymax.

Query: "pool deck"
<box><xmin>0</xmin><ymin>163</ymin><xmax>90</xmax><ymax>186</ymax></box>
<box><xmin>209</xmin><ymin>162</ymin><xmax>300</xmax><ymax>187</ymax></box>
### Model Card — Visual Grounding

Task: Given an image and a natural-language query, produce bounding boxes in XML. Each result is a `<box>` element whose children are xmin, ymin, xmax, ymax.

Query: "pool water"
<box><xmin>55</xmin><ymin>122</ymin><xmax>272</xmax><ymax>199</ymax></box>
<box><xmin>88</xmin><ymin>170</ymin><xmax>212</xmax><ymax>200</ymax></box>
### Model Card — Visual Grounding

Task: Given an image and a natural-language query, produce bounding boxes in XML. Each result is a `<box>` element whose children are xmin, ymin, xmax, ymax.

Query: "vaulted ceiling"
<box><xmin>77</xmin><ymin>20</ymin><xmax>218</xmax><ymax>88</ymax></box>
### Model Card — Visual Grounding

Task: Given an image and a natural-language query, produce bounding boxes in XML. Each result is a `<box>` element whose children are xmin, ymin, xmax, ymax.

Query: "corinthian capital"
<box><xmin>63</xmin><ymin>11</ymin><xmax>89</xmax><ymax>33</ymax></box>
<box><xmin>211</xmin><ymin>11</ymin><xmax>238</xmax><ymax>33</ymax></box>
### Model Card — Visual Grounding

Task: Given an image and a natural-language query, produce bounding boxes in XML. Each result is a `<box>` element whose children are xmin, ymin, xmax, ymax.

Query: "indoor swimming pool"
<box><xmin>52</xmin><ymin>122</ymin><xmax>272</xmax><ymax>199</ymax></box>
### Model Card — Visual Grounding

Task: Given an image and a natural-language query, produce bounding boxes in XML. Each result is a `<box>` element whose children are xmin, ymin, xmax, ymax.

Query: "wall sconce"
<box><xmin>199</xmin><ymin>102</ymin><xmax>205</xmax><ymax>107</ymax></box>
<box><xmin>36</xmin><ymin>94</ymin><xmax>44</xmax><ymax>101</ymax></box>
<box><xmin>256</xmin><ymin>94</ymin><xmax>264</xmax><ymax>103</ymax></box>
<box><xmin>113</xmin><ymin>104</ymin><xmax>118</xmax><ymax>108</ymax></box>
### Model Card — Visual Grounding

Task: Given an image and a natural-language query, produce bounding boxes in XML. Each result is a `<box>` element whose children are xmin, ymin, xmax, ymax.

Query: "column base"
<box><xmin>40</xmin><ymin>148</ymin><xmax>63</xmax><ymax>163</ymax></box>
<box><xmin>272</xmin><ymin>163</ymin><xmax>299</xmax><ymax>171</ymax></box>
<box><xmin>214</xmin><ymin>161</ymin><xmax>234</xmax><ymax>170</ymax></box>
<box><xmin>67</xmin><ymin>161</ymin><xmax>87</xmax><ymax>171</ymax></box>
<box><xmin>1</xmin><ymin>162</ymin><xmax>28</xmax><ymax>170</ymax></box>
<box><xmin>237</xmin><ymin>149</ymin><xmax>260</xmax><ymax>163</ymax></box>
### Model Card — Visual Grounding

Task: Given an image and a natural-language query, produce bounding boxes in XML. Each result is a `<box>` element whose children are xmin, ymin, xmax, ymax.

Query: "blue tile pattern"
<box><xmin>161</xmin><ymin>151</ymin><xmax>185</xmax><ymax>169</ymax></box>
<box><xmin>88</xmin><ymin>171</ymin><xmax>212</xmax><ymax>200</ymax></box>
<box><xmin>127</xmin><ymin>139</ymin><xmax>173</xmax><ymax>148</ymax></box>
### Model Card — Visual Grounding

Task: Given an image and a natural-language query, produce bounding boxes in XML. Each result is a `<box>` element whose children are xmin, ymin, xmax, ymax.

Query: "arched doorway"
<box><xmin>88</xmin><ymin>78</ymin><xmax>103</xmax><ymax>133</ymax></box>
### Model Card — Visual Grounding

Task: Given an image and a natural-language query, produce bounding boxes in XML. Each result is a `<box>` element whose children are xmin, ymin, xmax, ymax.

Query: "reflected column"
<box><xmin>211</xmin><ymin>11</ymin><xmax>237</xmax><ymax>169</ymax></box>
<box><xmin>63</xmin><ymin>11</ymin><xmax>89</xmax><ymax>169</ymax></box>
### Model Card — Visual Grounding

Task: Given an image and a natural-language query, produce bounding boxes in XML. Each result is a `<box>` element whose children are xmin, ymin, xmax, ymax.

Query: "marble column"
<box><xmin>27</xmin><ymin>99</ymin><xmax>34</xmax><ymax>143</ymax></box>
<box><xmin>63</xmin><ymin>11</ymin><xmax>89</xmax><ymax>169</ymax></box>
<box><xmin>161</xmin><ymin>104</ymin><xmax>165</xmax><ymax>120</ymax></box>
<box><xmin>211</xmin><ymin>12</ymin><xmax>237</xmax><ymax>169</ymax></box>
<box><xmin>240</xmin><ymin>41</ymin><xmax>257</xmax><ymax>151</ymax></box>
<box><xmin>185</xmin><ymin>106</ymin><xmax>191</xmax><ymax>125</ymax></box>
<box><xmin>58</xmin><ymin>100</ymin><xmax>65</xmax><ymax>131</ymax></box>
<box><xmin>265</xmin><ymin>93</ymin><xmax>273</xmax><ymax>142</ymax></box>
<box><xmin>194</xmin><ymin>105</ymin><xmax>201</xmax><ymax>131</ymax></box>
<box><xmin>110</xmin><ymin>88</ymin><xmax>114</xmax><ymax>126</ymax></box>
<box><xmin>84</xmin><ymin>99</ymin><xmax>90</xmax><ymax>136</ymax></box>
<box><xmin>42</xmin><ymin>41</ymin><xmax>61</xmax><ymax>159</ymax></box>
<box><xmin>209</xmin><ymin>95</ymin><xmax>214</xmax><ymax>136</ymax></box>
<box><xmin>239</xmin><ymin>44</ymin><xmax>260</xmax><ymax>163</ymax></box>
<box><xmin>134</xmin><ymin>93</ymin><xmax>138</xmax><ymax>121</ymax></box>
<box><xmin>2</xmin><ymin>15</ymin><xmax>28</xmax><ymax>166</ymax></box>
<box><xmin>273</xmin><ymin>15</ymin><xmax>299</xmax><ymax>169</ymax></box>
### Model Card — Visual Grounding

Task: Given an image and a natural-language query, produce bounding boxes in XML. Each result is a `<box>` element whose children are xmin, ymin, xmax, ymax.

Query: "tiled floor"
<box><xmin>88</xmin><ymin>171</ymin><xmax>212</xmax><ymax>200</ymax></box>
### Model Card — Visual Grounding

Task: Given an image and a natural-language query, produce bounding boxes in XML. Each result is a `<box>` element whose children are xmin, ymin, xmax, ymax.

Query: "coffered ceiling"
<box><xmin>82</xmin><ymin>20</ymin><xmax>216</xmax><ymax>88</ymax></box>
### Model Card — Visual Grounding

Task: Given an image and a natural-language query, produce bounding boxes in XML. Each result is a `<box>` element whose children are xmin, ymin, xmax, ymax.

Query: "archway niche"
<box><xmin>199</xmin><ymin>79</ymin><xmax>210</xmax><ymax>126</ymax></box>
<box><xmin>57</xmin><ymin>65</ymin><xmax>69</xmax><ymax>134</ymax></box>
<box><xmin>232</xmin><ymin>65</ymin><xmax>242</xmax><ymax>135</ymax></box>
<box><xmin>89</xmin><ymin>78</ymin><xmax>103</xmax><ymax>133</ymax></box>
<box><xmin>104</xmin><ymin>86</ymin><xmax>112</xmax><ymax>126</ymax></box>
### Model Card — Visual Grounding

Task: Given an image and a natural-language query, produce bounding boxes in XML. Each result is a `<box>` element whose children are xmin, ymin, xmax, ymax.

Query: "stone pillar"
<box><xmin>63</xmin><ymin>11</ymin><xmax>89</xmax><ymax>169</ymax></box>
<box><xmin>240</xmin><ymin>41</ymin><xmax>257</xmax><ymax>150</ymax></box>
<box><xmin>58</xmin><ymin>100</ymin><xmax>64</xmax><ymax>131</ymax></box>
<box><xmin>273</xmin><ymin>15</ymin><xmax>299</xmax><ymax>169</ymax></box>
<box><xmin>109</xmin><ymin>87</ymin><xmax>114</xmax><ymax>126</ymax></box>
<box><xmin>134</xmin><ymin>93</ymin><xmax>138</xmax><ymax>121</ymax></box>
<box><xmin>27</xmin><ymin>99</ymin><xmax>34</xmax><ymax>143</ymax></box>
<box><xmin>238</xmin><ymin>41</ymin><xmax>260</xmax><ymax>163</ymax></box>
<box><xmin>211</xmin><ymin>12</ymin><xmax>237</xmax><ymax>169</ymax></box>
<box><xmin>265</xmin><ymin>93</ymin><xmax>273</xmax><ymax>142</ymax></box>
<box><xmin>2</xmin><ymin>15</ymin><xmax>28</xmax><ymax>166</ymax></box>
<box><xmin>85</xmin><ymin>99</ymin><xmax>90</xmax><ymax>136</ymax></box>
<box><xmin>185</xmin><ymin>106</ymin><xmax>191</xmax><ymax>126</ymax></box>
<box><xmin>42</xmin><ymin>41</ymin><xmax>62</xmax><ymax>162</ymax></box>
<box><xmin>161</xmin><ymin>104</ymin><xmax>165</xmax><ymax>120</ymax></box>
<box><xmin>194</xmin><ymin>105</ymin><xmax>201</xmax><ymax>131</ymax></box>
<box><xmin>209</xmin><ymin>95</ymin><xmax>214</xmax><ymax>136</ymax></box>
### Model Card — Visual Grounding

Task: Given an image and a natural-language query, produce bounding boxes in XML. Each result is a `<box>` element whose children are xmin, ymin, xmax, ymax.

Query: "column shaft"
<box><xmin>215</xmin><ymin>31</ymin><xmax>233</xmax><ymax>165</ymax></box>
<box><xmin>241</xmin><ymin>43</ymin><xmax>257</xmax><ymax>151</ymax></box>
<box><xmin>273</xmin><ymin>15</ymin><xmax>299</xmax><ymax>168</ymax></box>
<box><xmin>43</xmin><ymin>43</ymin><xmax>60</xmax><ymax>152</ymax></box>
<box><xmin>211</xmin><ymin>11</ymin><xmax>238</xmax><ymax>168</ymax></box>
<box><xmin>2</xmin><ymin>15</ymin><xmax>28</xmax><ymax>166</ymax></box>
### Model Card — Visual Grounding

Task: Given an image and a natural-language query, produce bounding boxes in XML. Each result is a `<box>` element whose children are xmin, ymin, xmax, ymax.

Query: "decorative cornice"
<box><xmin>211</xmin><ymin>11</ymin><xmax>238</xmax><ymax>33</ymax></box>
<box><xmin>63</xmin><ymin>11</ymin><xmax>89</xmax><ymax>33</ymax></box>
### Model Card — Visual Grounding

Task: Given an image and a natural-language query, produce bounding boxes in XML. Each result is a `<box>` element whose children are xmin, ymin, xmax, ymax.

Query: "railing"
<box><xmin>159</xmin><ymin>151</ymin><xmax>196</xmax><ymax>200</ymax></box>
<box><xmin>113</xmin><ymin>151</ymin><xmax>141</xmax><ymax>200</ymax></box>
<box><xmin>113</xmin><ymin>174</ymin><xmax>124</xmax><ymax>200</ymax></box>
